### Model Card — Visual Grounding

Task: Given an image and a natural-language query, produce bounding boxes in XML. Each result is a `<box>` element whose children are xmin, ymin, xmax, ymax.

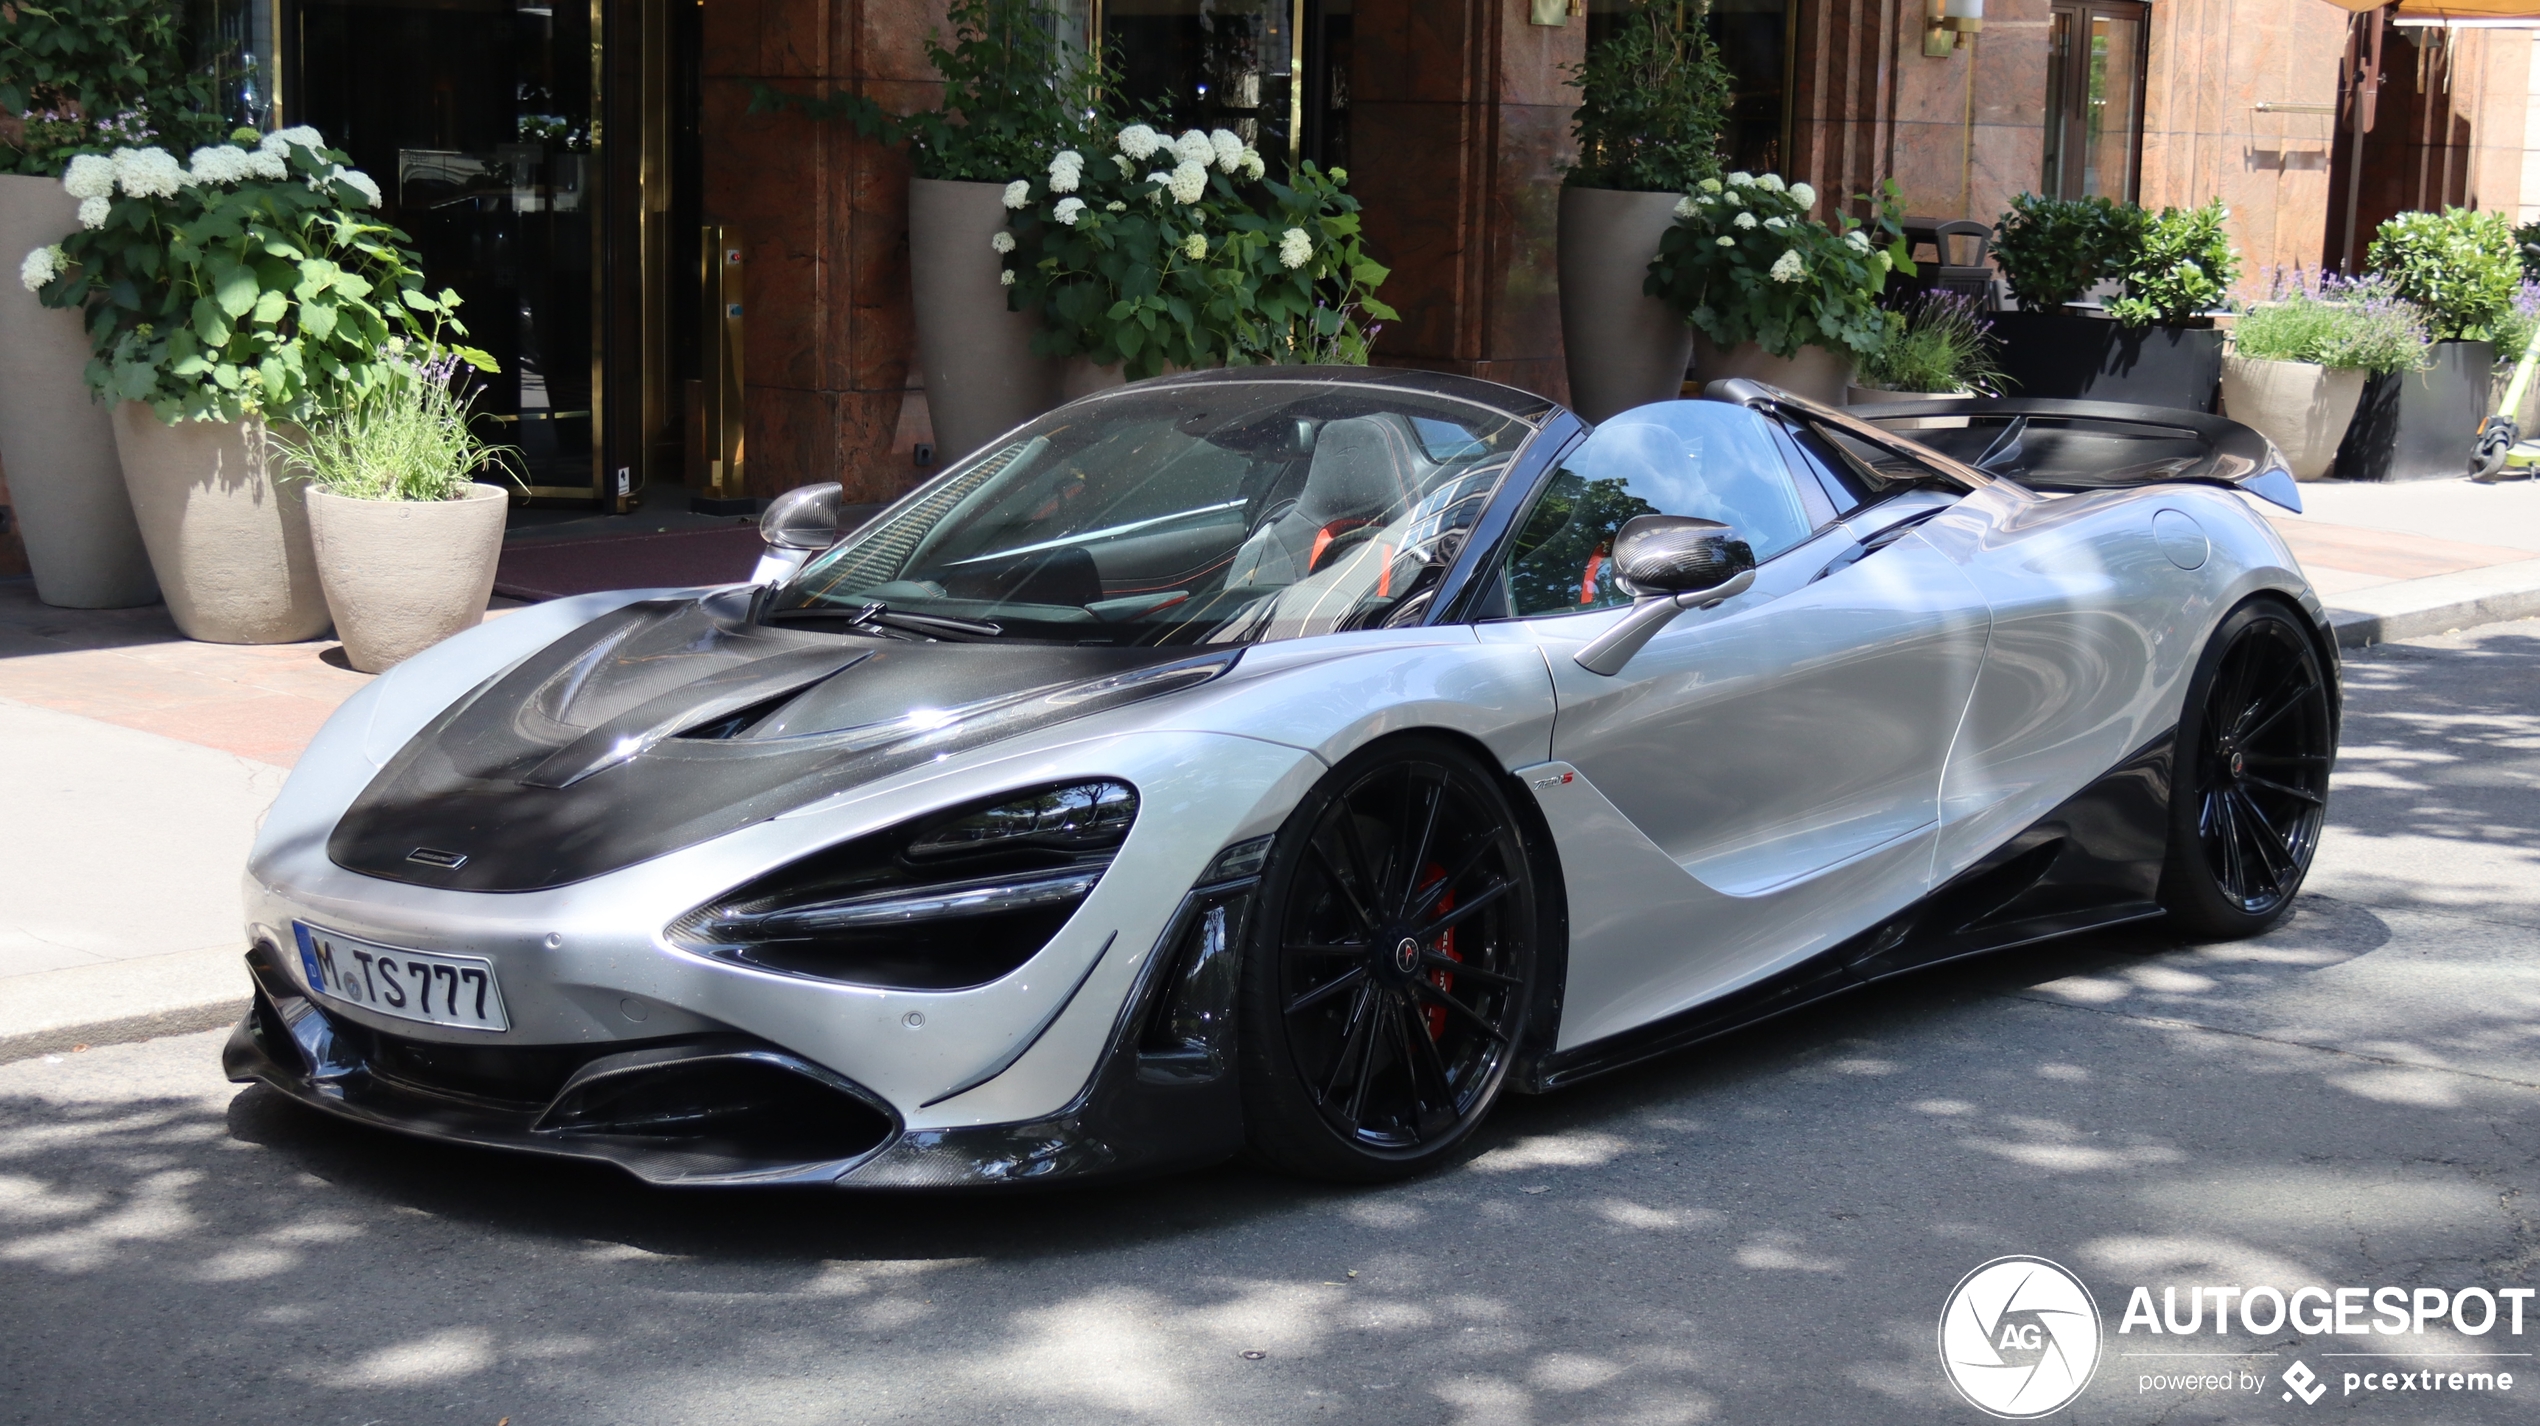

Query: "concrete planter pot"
<box><xmin>1557</xmin><ymin>186</ymin><xmax>1696</xmax><ymax>422</ymax></box>
<box><xmin>2218</xmin><ymin>356</ymin><xmax>2367</xmax><ymax>481</ymax></box>
<box><xmin>0</xmin><ymin>174</ymin><xmax>157</xmax><ymax>608</ymax></box>
<box><xmin>1693</xmin><ymin>335</ymin><xmax>1852</xmax><ymax>405</ymax></box>
<box><xmin>909</xmin><ymin>177</ymin><xmax>1062</xmax><ymax>464</ymax></box>
<box><xmin>2335</xmin><ymin>339</ymin><xmax>2493</xmax><ymax>483</ymax></box>
<box><xmin>111</xmin><ymin>406</ymin><xmax>329</xmax><ymax>644</ymax></box>
<box><xmin>307</xmin><ymin>484</ymin><xmax>507</xmax><ymax>672</ymax></box>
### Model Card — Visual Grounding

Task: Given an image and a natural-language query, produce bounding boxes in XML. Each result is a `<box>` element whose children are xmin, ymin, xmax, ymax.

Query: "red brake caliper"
<box><xmin>1417</xmin><ymin>863</ymin><xmax>1459</xmax><ymax>1040</ymax></box>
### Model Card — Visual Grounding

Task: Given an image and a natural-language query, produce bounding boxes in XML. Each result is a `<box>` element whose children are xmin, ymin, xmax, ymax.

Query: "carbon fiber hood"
<box><xmin>328</xmin><ymin>591</ymin><xmax>1237</xmax><ymax>891</ymax></box>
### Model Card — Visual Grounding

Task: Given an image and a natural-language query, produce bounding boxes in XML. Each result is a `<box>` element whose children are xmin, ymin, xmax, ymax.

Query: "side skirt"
<box><xmin>1518</xmin><ymin>730</ymin><xmax>2176</xmax><ymax>1093</ymax></box>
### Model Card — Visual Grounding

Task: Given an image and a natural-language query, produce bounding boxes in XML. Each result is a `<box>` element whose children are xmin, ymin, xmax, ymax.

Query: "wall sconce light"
<box><xmin>1923</xmin><ymin>0</ymin><xmax>1983</xmax><ymax>55</ymax></box>
<box><xmin>1530</xmin><ymin>0</ymin><xmax>1584</xmax><ymax>25</ymax></box>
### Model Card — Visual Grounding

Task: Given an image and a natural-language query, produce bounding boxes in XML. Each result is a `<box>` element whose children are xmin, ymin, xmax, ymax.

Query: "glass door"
<box><xmin>1091</xmin><ymin>0</ymin><xmax>1305</xmax><ymax>171</ymax></box>
<box><xmin>2042</xmin><ymin>0</ymin><xmax>2146</xmax><ymax>202</ymax></box>
<box><xmin>293</xmin><ymin>0</ymin><xmax>604</xmax><ymax>502</ymax></box>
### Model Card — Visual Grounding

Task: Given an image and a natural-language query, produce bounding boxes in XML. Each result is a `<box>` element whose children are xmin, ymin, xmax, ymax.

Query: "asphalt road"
<box><xmin>5</xmin><ymin>621</ymin><xmax>2537</xmax><ymax>1426</ymax></box>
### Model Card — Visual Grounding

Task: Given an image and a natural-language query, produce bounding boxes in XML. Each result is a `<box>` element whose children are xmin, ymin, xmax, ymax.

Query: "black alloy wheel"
<box><xmin>1238</xmin><ymin>738</ymin><xmax>1539</xmax><ymax>1181</ymax></box>
<box><xmin>2159</xmin><ymin>599</ymin><xmax>2335</xmax><ymax>938</ymax></box>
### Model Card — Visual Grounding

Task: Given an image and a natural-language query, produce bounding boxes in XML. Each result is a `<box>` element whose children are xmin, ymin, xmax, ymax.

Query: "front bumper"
<box><xmin>225</xmin><ymin>877</ymin><xmax>1257</xmax><ymax>1188</ymax></box>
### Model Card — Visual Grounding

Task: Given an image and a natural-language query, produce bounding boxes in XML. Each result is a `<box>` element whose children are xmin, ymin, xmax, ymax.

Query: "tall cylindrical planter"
<box><xmin>909</xmin><ymin>177</ymin><xmax>1063</xmax><ymax>465</ymax></box>
<box><xmin>1557</xmin><ymin>186</ymin><xmax>1697</xmax><ymax>423</ymax></box>
<box><xmin>2334</xmin><ymin>339</ymin><xmax>2493</xmax><ymax>483</ymax></box>
<box><xmin>307</xmin><ymin>484</ymin><xmax>507</xmax><ymax>673</ymax></box>
<box><xmin>2218</xmin><ymin>356</ymin><xmax>2367</xmax><ymax>481</ymax></box>
<box><xmin>0</xmin><ymin>174</ymin><xmax>157</xmax><ymax>608</ymax></box>
<box><xmin>1694</xmin><ymin>334</ymin><xmax>1853</xmax><ymax>405</ymax></box>
<box><xmin>111</xmin><ymin>405</ymin><xmax>329</xmax><ymax>644</ymax></box>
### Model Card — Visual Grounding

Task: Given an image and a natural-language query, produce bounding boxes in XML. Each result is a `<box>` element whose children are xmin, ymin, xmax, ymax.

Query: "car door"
<box><xmin>1475</xmin><ymin>401</ymin><xmax>1994</xmax><ymax>1048</ymax></box>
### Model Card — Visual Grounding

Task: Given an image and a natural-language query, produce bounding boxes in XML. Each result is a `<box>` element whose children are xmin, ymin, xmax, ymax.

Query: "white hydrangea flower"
<box><xmin>1769</xmin><ymin>249</ymin><xmax>1805</xmax><ymax>283</ymax></box>
<box><xmin>76</xmin><ymin>195</ymin><xmax>109</xmax><ymax>227</ymax></box>
<box><xmin>1720</xmin><ymin>189</ymin><xmax>1742</xmax><ymax>207</ymax></box>
<box><xmin>1278</xmin><ymin>227</ymin><xmax>1312</xmax><ymax>269</ymax></box>
<box><xmin>990</xmin><ymin>230</ymin><xmax>1016</xmax><ymax>254</ymax></box>
<box><xmin>999</xmin><ymin>268</ymin><xmax>1016</xmax><ymax>286</ymax></box>
<box><xmin>19</xmin><ymin>244</ymin><xmax>63</xmax><ymax>291</ymax></box>
<box><xmin>1047</xmin><ymin>149</ymin><xmax>1083</xmax><ymax>193</ymax></box>
<box><xmin>1789</xmin><ymin>181</ymin><xmax>1816</xmax><ymax>208</ymax></box>
<box><xmin>1734</xmin><ymin>212</ymin><xmax>1757</xmax><ymax>230</ymax></box>
<box><xmin>62</xmin><ymin>154</ymin><xmax>116</xmax><ymax>200</ymax></box>
<box><xmin>318</xmin><ymin>166</ymin><xmax>382</xmax><ymax>207</ymax></box>
<box><xmin>187</xmin><ymin>145</ymin><xmax>253</xmax><ymax>186</ymax></box>
<box><xmin>111</xmin><ymin>147</ymin><xmax>189</xmax><ymax>199</ymax></box>
<box><xmin>1727</xmin><ymin>171</ymin><xmax>1753</xmax><ymax>187</ymax></box>
<box><xmin>1696</xmin><ymin>177</ymin><xmax>1723</xmax><ymax>194</ymax></box>
<box><xmin>1762</xmin><ymin>216</ymin><xmax>1786</xmax><ymax>230</ymax></box>
<box><xmin>1105</xmin><ymin>200</ymin><xmax>1126</xmax><ymax>212</ymax></box>
<box><xmin>1845</xmin><ymin>230</ymin><xmax>1872</xmax><ymax>252</ymax></box>
<box><xmin>1238</xmin><ymin>150</ymin><xmax>1265</xmax><ymax>181</ymax></box>
<box><xmin>1117</xmin><ymin>124</ymin><xmax>1163</xmax><ymax>160</ymax></box>
<box><xmin>1173</xmin><ymin>129</ymin><xmax>1215</xmax><ymax>166</ymax></box>
<box><xmin>261</xmin><ymin>125</ymin><xmax>325</xmax><ymax>155</ymax></box>
<box><xmin>1873</xmin><ymin>249</ymin><xmax>1892</xmax><ymax>272</ymax></box>
<box><xmin>1758</xmin><ymin>173</ymin><xmax>1786</xmax><ymax>192</ymax></box>
<box><xmin>1183</xmin><ymin>232</ymin><xmax>1207</xmax><ymax>259</ymax></box>
<box><xmin>1002</xmin><ymin>179</ymin><xmax>1031</xmax><ymax>209</ymax></box>
<box><xmin>1209</xmin><ymin>129</ymin><xmax>1243</xmax><ymax>173</ymax></box>
<box><xmin>1716</xmin><ymin>235</ymin><xmax>1734</xmax><ymax>247</ymax></box>
<box><xmin>1674</xmin><ymin>195</ymin><xmax>1698</xmax><ymax>218</ymax></box>
<box><xmin>1053</xmin><ymin>196</ymin><xmax>1087</xmax><ymax>226</ymax></box>
<box><xmin>244</xmin><ymin>150</ymin><xmax>288</xmax><ymax>180</ymax></box>
<box><xmin>1166</xmin><ymin>161</ymin><xmax>1208</xmax><ymax>205</ymax></box>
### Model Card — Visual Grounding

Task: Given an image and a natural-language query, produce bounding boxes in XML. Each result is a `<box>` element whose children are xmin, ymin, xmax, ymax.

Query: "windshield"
<box><xmin>768</xmin><ymin>380</ymin><xmax>1536</xmax><ymax>645</ymax></box>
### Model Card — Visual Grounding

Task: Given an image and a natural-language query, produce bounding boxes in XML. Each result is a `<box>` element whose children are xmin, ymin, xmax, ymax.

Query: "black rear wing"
<box><xmin>1833</xmin><ymin>396</ymin><xmax>2303</xmax><ymax>513</ymax></box>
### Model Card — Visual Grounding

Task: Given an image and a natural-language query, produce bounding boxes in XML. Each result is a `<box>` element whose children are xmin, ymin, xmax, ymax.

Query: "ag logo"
<box><xmin>1938</xmin><ymin>1256</ymin><xmax>2103</xmax><ymax>1418</ymax></box>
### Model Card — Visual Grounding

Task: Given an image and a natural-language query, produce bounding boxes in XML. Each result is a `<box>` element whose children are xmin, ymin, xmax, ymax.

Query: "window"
<box><xmin>1088</xmin><ymin>0</ymin><xmax>1306</xmax><ymax>173</ymax></box>
<box><xmin>1587</xmin><ymin>0</ymin><xmax>1789</xmax><ymax>175</ymax></box>
<box><xmin>1497</xmin><ymin>404</ymin><xmax>1814</xmax><ymax>619</ymax></box>
<box><xmin>2041</xmin><ymin>1</ymin><xmax>2147</xmax><ymax>202</ymax></box>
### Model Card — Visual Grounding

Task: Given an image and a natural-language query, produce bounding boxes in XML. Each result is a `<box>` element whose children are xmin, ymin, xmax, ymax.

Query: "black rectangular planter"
<box><xmin>2331</xmin><ymin>339</ymin><xmax>2493</xmax><ymax>482</ymax></box>
<box><xmin>1988</xmin><ymin>311</ymin><xmax>2225</xmax><ymax>414</ymax></box>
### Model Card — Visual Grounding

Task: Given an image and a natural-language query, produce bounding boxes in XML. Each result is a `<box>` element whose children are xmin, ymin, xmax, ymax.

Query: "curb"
<box><xmin>0</xmin><ymin>999</ymin><xmax>246</xmax><ymax>1066</ymax></box>
<box><xmin>2325</xmin><ymin>557</ymin><xmax>2540</xmax><ymax>648</ymax></box>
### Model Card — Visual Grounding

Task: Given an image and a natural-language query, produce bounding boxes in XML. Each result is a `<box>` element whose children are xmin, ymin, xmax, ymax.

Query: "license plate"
<box><xmin>293</xmin><ymin>923</ymin><xmax>510</xmax><ymax>1032</ymax></box>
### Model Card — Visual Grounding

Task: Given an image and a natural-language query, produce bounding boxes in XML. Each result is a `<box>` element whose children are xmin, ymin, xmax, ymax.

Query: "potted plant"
<box><xmin>1986</xmin><ymin>193</ymin><xmax>2143</xmax><ymax>401</ymax></box>
<box><xmin>275</xmin><ymin>333</ymin><xmax>514</xmax><ymax>672</ymax></box>
<box><xmin>755</xmin><ymin>0</ymin><xmax>1091</xmax><ymax>462</ymax></box>
<box><xmin>0</xmin><ymin>0</ymin><xmax>219</xmax><ymax>609</ymax></box>
<box><xmin>2093</xmin><ymin>198</ymin><xmax>2239</xmax><ymax>412</ymax></box>
<box><xmin>2222</xmin><ymin>271</ymin><xmax>2428</xmax><ymax>480</ymax></box>
<box><xmin>1555</xmin><ymin>0</ymin><xmax>1731</xmax><ymax>421</ymax></box>
<box><xmin>2338</xmin><ymin>207</ymin><xmax>2520</xmax><ymax>482</ymax></box>
<box><xmin>1848</xmin><ymin>290</ymin><xmax>2011</xmax><ymax>404</ymax></box>
<box><xmin>1648</xmin><ymin>173</ymin><xmax>1912</xmax><ymax>404</ymax></box>
<box><xmin>26</xmin><ymin>127</ymin><xmax>460</xmax><ymax>643</ymax></box>
<box><xmin>2492</xmin><ymin>279</ymin><xmax>2540</xmax><ymax>437</ymax></box>
<box><xmin>1000</xmin><ymin>122</ymin><xmax>1392</xmax><ymax>387</ymax></box>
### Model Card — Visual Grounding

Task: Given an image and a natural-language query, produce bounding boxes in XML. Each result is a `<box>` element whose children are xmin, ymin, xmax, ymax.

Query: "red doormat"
<box><xmin>494</xmin><ymin>526</ymin><xmax>767</xmax><ymax>602</ymax></box>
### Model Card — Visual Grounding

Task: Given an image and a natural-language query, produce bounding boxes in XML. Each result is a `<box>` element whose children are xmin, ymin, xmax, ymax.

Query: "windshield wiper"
<box><xmin>766</xmin><ymin>601</ymin><xmax>1004</xmax><ymax>640</ymax></box>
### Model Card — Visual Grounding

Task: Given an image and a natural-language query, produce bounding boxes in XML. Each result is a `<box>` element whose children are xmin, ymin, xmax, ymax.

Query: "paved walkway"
<box><xmin>0</xmin><ymin>476</ymin><xmax>2535</xmax><ymax>1060</ymax></box>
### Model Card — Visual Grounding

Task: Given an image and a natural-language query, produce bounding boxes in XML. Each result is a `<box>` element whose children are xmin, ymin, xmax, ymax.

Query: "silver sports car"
<box><xmin>228</xmin><ymin>370</ymin><xmax>2339</xmax><ymax>1188</ymax></box>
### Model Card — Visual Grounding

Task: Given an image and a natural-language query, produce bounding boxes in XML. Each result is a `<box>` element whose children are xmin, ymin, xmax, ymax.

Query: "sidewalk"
<box><xmin>3</xmin><ymin>475</ymin><xmax>2537</xmax><ymax>1062</ymax></box>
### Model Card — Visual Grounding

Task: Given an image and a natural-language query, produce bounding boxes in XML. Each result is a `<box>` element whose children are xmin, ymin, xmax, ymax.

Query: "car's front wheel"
<box><xmin>1237</xmin><ymin>737</ymin><xmax>1539</xmax><ymax>1182</ymax></box>
<box><xmin>2158</xmin><ymin>598</ymin><xmax>2335</xmax><ymax>939</ymax></box>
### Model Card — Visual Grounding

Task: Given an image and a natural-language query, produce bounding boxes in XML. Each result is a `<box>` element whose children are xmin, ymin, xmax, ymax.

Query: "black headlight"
<box><xmin>666</xmin><ymin>781</ymin><xmax>1137</xmax><ymax>991</ymax></box>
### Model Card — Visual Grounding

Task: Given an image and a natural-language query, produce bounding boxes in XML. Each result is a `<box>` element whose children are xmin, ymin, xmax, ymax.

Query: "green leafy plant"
<box><xmin>1564</xmin><ymin>0</ymin><xmax>1733</xmax><ymax>194</ymax></box>
<box><xmin>750</xmin><ymin>0</ymin><xmax>1091</xmax><ymax>183</ymax></box>
<box><xmin>23</xmin><ymin>127</ymin><xmax>489</xmax><ymax>425</ymax></box>
<box><xmin>2514</xmin><ymin>218</ymin><xmax>2540</xmax><ymax>282</ymax></box>
<box><xmin>2232</xmin><ymin>270</ymin><xmax>2429</xmax><ymax>375</ymax></box>
<box><xmin>1001</xmin><ymin>122</ymin><xmax>1394</xmax><ymax>375</ymax></box>
<box><xmin>1991</xmin><ymin>193</ymin><xmax>2143</xmax><ymax>311</ymax></box>
<box><xmin>2107</xmin><ymin>198</ymin><xmax>2239</xmax><ymax>327</ymax></box>
<box><xmin>2488</xmin><ymin>278</ymin><xmax>2540</xmax><ymax>372</ymax></box>
<box><xmin>0</xmin><ymin>0</ymin><xmax>225</xmax><ymax>177</ymax></box>
<box><xmin>2369</xmin><ymin>207</ymin><xmax>2520</xmax><ymax>341</ymax></box>
<box><xmin>1646</xmin><ymin>172</ymin><xmax>1914</xmax><ymax>361</ymax></box>
<box><xmin>270</xmin><ymin>330</ymin><xmax>519</xmax><ymax>501</ymax></box>
<box><xmin>1856</xmin><ymin>290</ymin><xmax>2011</xmax><ymax>394</ymax></box>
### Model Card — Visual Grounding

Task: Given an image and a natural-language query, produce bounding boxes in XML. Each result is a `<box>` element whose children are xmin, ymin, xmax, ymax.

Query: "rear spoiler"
<box><xmin>1829</xmin><ymin>395</ymin><xmax>2304</xmax><ymax>514</ymax></box>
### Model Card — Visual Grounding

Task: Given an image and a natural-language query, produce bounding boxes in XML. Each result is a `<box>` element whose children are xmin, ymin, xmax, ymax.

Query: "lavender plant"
<box><xmin>2487</xmin><ymin>279</ymin><xmax>2540</xmax><ymax>370</ymax></box>
<box><xmin>2232</xmin><ymin>268</ymin><xmax>2430</xmax><ymax>375</ymax></box>
<box><xmin>1856</xmin><ymin>290</ymin><xmax>2012</xmax><ymax>394</ymax></box>
<box><xmin>269</xmin><ymin>329</ymin><xmax>520</xmax><ymax>502</ymax></box>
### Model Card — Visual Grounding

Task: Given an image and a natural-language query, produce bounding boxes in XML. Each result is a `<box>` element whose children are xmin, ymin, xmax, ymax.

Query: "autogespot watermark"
<box><xmin>1939</xmin><ymin>1261</ymin><xmax>2534</xmax><ymax>1416</ymax></box>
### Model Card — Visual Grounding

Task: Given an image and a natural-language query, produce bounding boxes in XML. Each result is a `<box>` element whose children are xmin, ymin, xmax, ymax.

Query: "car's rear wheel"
<box><xmin>2158</xmin><ymin>599</ymin><xmax>2335</xmax><ymax>939</ymax></box>
<box><xmin>1238</xmin><ymin>737</ymin><xmax>1538</xmax><ymax>1182</ymax></box>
